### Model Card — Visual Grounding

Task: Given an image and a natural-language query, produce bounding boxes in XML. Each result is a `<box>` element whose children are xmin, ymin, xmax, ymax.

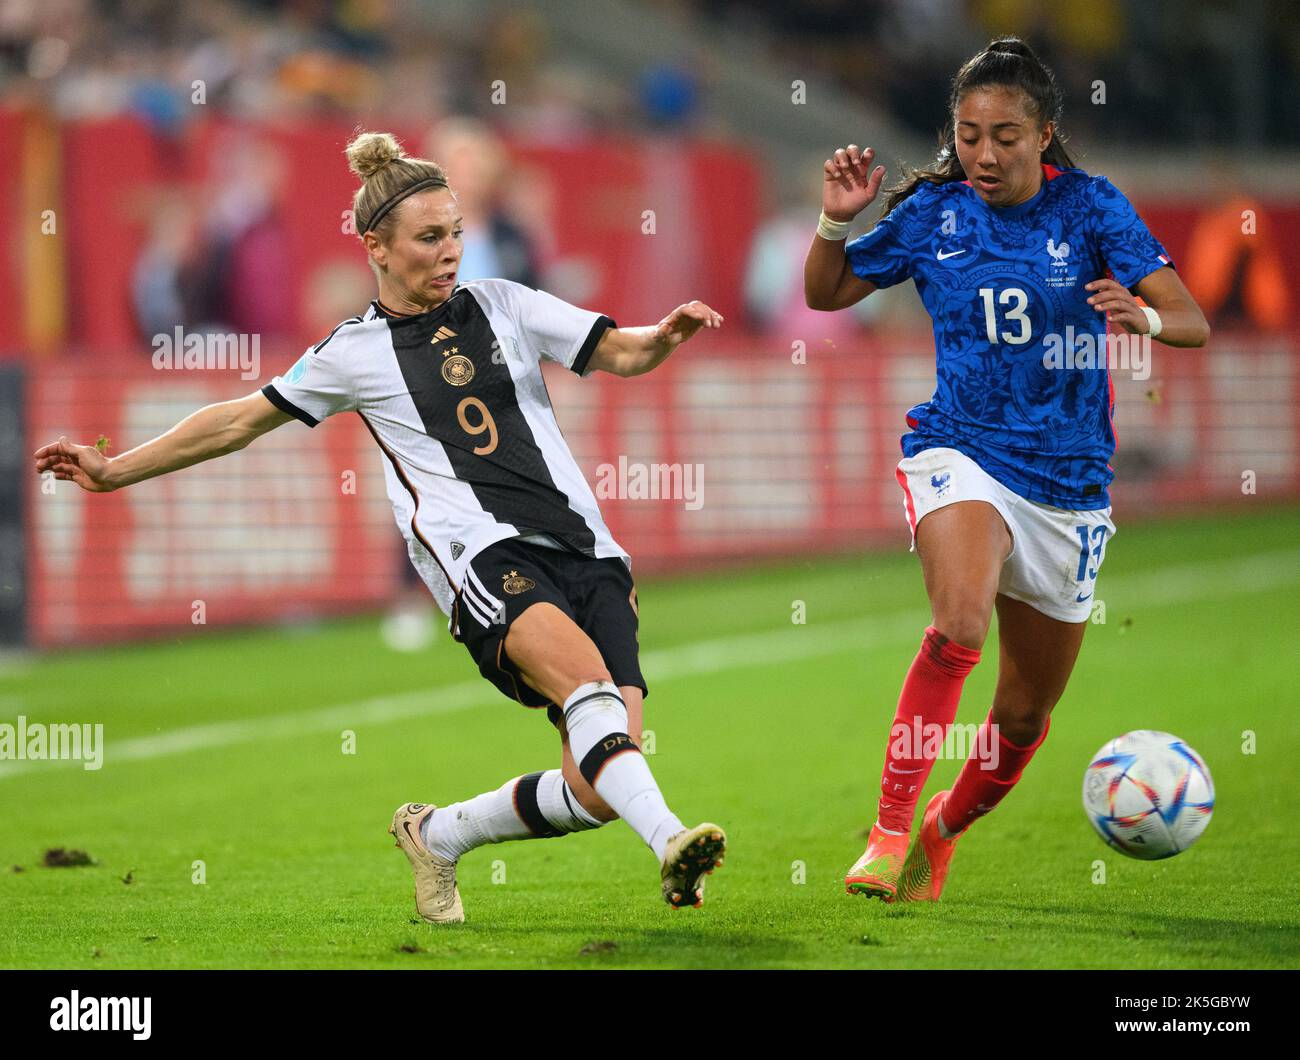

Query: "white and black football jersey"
<box><xmin>261</xmin><ymin>279</ymin><xmax>630</xmax><ymax>627</ymax></box>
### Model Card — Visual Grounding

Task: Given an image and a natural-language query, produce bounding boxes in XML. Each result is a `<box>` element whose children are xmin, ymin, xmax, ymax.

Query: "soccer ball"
<box><xmin>1082</xmin><ymin>730</ymin><xmax>1214</xmax><ymax>860</ymax></box>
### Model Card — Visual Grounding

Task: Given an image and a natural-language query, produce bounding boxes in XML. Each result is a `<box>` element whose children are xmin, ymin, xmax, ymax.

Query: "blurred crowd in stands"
<box><xmin>126</xmin><ymin>116</ymin><xmax>544</xmax><ymax>349</ymax></box>
<box><xmin>4</xmin><ymin>0</ymin><xmax>1295</xmax><ymax>146</ymax></box>
<box><xmin>0</xmin><ymin>0</ymin><xmax>673</xmax><ymax>137</ymax></box>
<box><xmin>697</xmin><ymin>0</ymin><xmax>1300</xmax><ymax>149</ymax></box>
<box><xmin>0</xmin><ymin>0</ymin><xmax>1294</xmax><ymax>348</ymax></box>
<box><xmin>5</xmin><ymin>0</ymin><xmax>1293</xmax><ymax>646</ymax></box>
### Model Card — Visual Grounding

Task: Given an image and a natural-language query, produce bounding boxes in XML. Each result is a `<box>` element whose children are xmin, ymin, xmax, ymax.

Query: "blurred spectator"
<box><xmin>424</xmin><ymin>116</ymin><xmax>541</xmax><ymax>287</ymax></box>
<box><xmin>638</xmin><ymin>63</ymin><xmax>699</xmax><ymax>129</ymax></box>
<box><xmin>130</xmin><ymin>191</ymin><xmax>201</xmax><ymax>339</ymax></box>
<box><xmin>744</xmin><ymin>156</ymin><xmax>889</xmax><ymax>339</ymax></box>
<box><xmin>131</xmin><ymin>130</ymin><xmax>294</xmax><ymax>342</ymax></box>
<box><xmin>303</xmin><ymin>258</ymin><xmax>375</xmax><ymax>337</ymax></box>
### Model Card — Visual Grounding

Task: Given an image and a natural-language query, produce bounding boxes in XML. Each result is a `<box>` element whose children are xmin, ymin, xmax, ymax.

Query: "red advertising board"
<box><xmin>25</xmin><ymin>333</ymin><xmax>1298</xmax><ymax>646</ymax></box>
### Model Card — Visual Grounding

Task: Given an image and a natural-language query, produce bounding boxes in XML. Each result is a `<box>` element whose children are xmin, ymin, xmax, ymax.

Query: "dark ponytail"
<box><xmin>879</xmin><ymin>37</ymin><xmax>1076</xmax><ymax>217</ymax></box>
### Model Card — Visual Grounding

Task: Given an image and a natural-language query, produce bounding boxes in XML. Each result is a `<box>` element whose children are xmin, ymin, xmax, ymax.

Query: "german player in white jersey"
<box><xmin>33</xmin><ymin>131</ymin><xmax>727</xmax><ymax>921</ymax></box>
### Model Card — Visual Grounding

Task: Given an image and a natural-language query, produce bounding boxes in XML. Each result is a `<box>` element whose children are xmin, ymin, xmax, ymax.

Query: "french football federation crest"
<box><xmin>502</xmin><ymin>570</ymin><xmax>536</xmax><ymax>595</ymax></box>
<box><xmin>931</xmin><ymin>472</ymin><xmax>951</xmax><ymax>497</ymax></box>
<box><xmin>1045</xmin><ymin>236</ymin><xmax>1078</xmax><ymax>287</ymax></box>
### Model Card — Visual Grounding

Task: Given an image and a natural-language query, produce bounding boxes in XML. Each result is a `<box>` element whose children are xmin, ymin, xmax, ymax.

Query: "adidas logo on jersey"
<box><xmin>431</xmin><ymin>326</ymin><xmax>458</xmax><ymax>344</ymax></box>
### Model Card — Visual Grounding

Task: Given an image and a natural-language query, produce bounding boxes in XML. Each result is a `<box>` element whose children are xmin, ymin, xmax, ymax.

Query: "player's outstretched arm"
<box><xmin>1086</xmin><ymin>268</ymin><xmax>1210</xmax><ymax>347</ymax></box>
<box><xmin>32</xmin><ymin>390</ymin><xmax>295</xmax><ymax>493</ymax></box>
<box><xmin>586</xmin><ymin>300</ymin><xmax>723</xmax><ymax>377</ymax></box>
<box><xmin>805</xmin><ymin>144</ymin><xmax>884</xmax><ymax>311</ymax></box>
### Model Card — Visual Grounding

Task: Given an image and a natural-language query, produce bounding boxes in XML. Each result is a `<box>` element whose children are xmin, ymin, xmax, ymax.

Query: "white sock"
<box><xmin>535</xmin><ymin>768</ymin><xmax>604</xmax><ymax>832</ymax></box>
<box><xmin>420</xmin><ymin>769</ymin><xmax>603</xmax><ymax>861</ymax></box>
<box><xmin>562</xmin><ymin>680</ymin><xmax>684</xmax><ymax>860</ymax></box>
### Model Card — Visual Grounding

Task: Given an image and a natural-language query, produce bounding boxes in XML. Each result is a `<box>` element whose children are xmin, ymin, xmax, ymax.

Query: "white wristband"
<box><xmin>1140</xmin><ymin>305</ymin><xmax>1162</xmax><ymax>338</ymax></box>
<box><xmin>817</xmin><ymin>211</ymin><xmax>852</xmax><ymax>241</ymax></box>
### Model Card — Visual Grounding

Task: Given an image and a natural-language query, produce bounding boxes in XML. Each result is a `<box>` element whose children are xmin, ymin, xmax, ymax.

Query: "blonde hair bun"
<box><xmin>346</xmin><ymin>131</ymin><xmax>405</xmax><ymax>181</ymax></box>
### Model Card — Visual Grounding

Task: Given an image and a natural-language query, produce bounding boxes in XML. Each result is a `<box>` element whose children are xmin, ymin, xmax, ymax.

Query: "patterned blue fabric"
<box><xmin>847</xmin><ymin>165</ymin><xmax>1172</xmax><ymax>509</ymax></box>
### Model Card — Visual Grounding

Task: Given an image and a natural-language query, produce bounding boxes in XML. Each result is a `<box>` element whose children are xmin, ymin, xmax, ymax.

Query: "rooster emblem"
<box><xmin>1047</xmin><ymin>237</ymin><xmax>1071</xmax><ymax>267</ymax></box>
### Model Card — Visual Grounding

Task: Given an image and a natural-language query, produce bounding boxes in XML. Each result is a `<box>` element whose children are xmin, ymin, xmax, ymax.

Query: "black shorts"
<box><xmin>454</xmin><ymin>537</ymin><xmax>647</xmax><ymax>713</ymax></box>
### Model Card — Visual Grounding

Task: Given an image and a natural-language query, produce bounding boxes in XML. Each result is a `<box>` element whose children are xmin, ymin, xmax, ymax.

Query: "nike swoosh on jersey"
<box><xmin>936</xmin><ymin>248</ymin><xmax>967</xmax><ymax>260</ymax></box>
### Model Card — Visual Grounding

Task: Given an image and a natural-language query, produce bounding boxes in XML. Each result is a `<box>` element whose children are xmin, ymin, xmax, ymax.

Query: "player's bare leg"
<box><xmin>915</xmin><ymin>500</ymin><xmax>1011</xmax><ymax>650</ymax></box>
<box><xmin>506</xmin><ymin>603</ymin><xmax>725</xmax><ymax>908</ymax></box>
<box><xmin>899</xmin><ymin>593</ymin><xmax>1086</xmax><ymax>902</ymax></box>
<box><xmin>988</xmin><ymin>594</ymin><xmax>1086</xmax><ymax>745</ymax></box>
<box><xmin>938</xmin><ymin>595</ymin><xmax>1086</xmax><ymax>833</ymax></box>
<box><xmin>850</xmin><ymin>500</ymin><xmax>1007</xmax><ymax>899</ymax></box>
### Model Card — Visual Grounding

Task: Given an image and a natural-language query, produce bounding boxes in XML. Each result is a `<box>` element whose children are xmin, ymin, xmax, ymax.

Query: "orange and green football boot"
<box><xmin>845</xmin><ymin>821</ymin><xmax>910</xmax><ymax>900</ymax></box>
<box><xmin>897</xmin><ymin>790</ymin><xmax>963</xmax><ymax>902</ymax></box>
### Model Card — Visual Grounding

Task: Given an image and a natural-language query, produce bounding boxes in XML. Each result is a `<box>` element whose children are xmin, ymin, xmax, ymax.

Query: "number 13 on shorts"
<box><xmin>1074</xmin><ymin>523</ymin><xmax>1109</xmax><ymax>599</ymax></box>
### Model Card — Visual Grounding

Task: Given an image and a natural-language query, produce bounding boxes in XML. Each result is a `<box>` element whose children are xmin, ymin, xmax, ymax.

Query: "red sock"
<box><xmin>941</xmin><ymin>710</ymin><xmax>1051</xmax><ymax>836</ymax></box>
<box><xmin>876</xmin><ymin>626</ymin><xmax>982</xmax><ymax>834</ymax></box>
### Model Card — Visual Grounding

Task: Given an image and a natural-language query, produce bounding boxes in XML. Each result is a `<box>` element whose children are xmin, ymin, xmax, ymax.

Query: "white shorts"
<box><xmin>895</xmin><ymin>447</ymin><xmax>1116</xmax><ymax>623</ymax></box>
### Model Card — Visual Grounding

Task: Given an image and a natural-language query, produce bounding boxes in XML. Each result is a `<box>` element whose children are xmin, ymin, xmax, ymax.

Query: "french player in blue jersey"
<box><xmin>805</xmin><ymin>38</ymin><xmax>1210</xmax><ymax>902</ymax></box>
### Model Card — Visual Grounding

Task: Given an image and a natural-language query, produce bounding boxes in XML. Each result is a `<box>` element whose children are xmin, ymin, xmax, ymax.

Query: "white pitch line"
<box><xmin>1</xmin><ymin>548</ymin><xmax>1297</xmax><ymax>782</ymax></box>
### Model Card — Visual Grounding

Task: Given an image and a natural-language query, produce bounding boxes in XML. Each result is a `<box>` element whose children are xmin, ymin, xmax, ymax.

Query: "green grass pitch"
<box><xmin>1</xmin><ymin>507</ymin><xmax>1298</xmax><ymax>969</ymax></box>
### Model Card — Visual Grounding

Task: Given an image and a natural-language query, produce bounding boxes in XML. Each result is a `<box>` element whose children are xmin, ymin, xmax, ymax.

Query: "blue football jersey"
<box><xmin>846</xmin><ymin>164</ymin><xmax>1173</xmax><ymax>509</ymax></box>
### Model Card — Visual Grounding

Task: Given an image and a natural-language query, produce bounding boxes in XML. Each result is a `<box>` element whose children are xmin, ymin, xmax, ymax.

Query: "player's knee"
<box><xmin>557</xmin><ymin>670</ymin><xmax>616</xmax><ymax>709</ymax></box>
<box><xmin>577</xmin><ymin>789</ymin><xmax>618</xmax><ymax>824</ymax></box>
<box><xmin>928</xmin><ymin>607</ymin><xmax>992</xmax><ymax>652</ymax></box>
<box><xmin>562</xmin><ymin>760</ymin><xmax>618</xmax><ymax>823</ymax></box>
<box><xmin>1001</xmin><ymin>716</ymin><xmax>1047</xmax><ymax>747</ymax></box>
<box><xmin>994</xmin><ymin>694</ymin><xmax>1054</xmax><ymax>746</ymax></box>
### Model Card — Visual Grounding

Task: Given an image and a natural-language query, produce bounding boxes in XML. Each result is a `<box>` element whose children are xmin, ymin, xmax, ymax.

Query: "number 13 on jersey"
<box><xmin>979</xmin><ymin>287</ymin><xmax>1032</xmax><ymax>345</ymax></box>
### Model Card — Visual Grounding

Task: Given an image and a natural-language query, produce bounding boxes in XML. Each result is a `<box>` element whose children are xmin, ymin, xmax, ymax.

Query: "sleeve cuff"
<box><xmin>571</xmin><ymin>315</ymin><xmax>617</xmax><ymax>377</ymax></box>
<box><xmin>261</xmin><ymin>383</ymin><xmax>319</xmax><ymax>428</ymax></box>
